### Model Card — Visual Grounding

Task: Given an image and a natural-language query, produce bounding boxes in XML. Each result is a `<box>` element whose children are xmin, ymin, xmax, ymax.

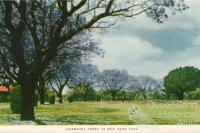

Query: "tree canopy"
<box><xmin>164</xmin><ymin>66</ymin><xmax>200</xmax><ymax>100</ymax></box>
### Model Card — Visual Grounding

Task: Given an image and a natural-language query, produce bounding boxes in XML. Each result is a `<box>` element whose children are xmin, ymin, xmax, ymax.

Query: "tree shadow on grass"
<box><xmin>55</xmin><ymin>115</ymin><xmax>97</xmax><ymax>125</ymax></box>
<box><xmin>34</xmin><ymin>119</ymin><xmax>47</xmax><ymax>125</ymax></box>
<box><xmin>95</xmin><ymin>108</ymin><xmax>119</xmax><ymax>113</ymax></box>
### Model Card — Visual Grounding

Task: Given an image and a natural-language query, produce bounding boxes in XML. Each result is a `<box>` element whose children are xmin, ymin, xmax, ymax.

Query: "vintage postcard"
<box><xmin>0</xmin><ymin>0</ymin><xmax>199</xmax><ymax>132</ymax></box>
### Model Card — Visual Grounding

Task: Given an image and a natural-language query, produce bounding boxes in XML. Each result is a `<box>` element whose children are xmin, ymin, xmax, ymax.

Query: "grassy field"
<box><xmin>0</xmin><ymin>101</ymin><xmax>200</xmax><ymax>125</ymax></box>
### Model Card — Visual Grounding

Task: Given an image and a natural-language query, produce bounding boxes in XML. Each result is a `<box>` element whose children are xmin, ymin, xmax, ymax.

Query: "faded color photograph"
<box><xmin>0</xmin><ymin>0</ymin><xmax>200</xmax><ymax>125</ymax></box>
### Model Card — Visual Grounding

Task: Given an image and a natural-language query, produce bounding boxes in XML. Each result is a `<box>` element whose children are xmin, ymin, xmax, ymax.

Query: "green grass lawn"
<box><xmin>0</xmin><ymin>101</ymin><xmax>200</xmax><ymax>125</ymax></box>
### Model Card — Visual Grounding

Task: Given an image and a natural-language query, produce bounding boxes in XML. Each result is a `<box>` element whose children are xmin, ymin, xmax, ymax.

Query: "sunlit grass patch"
<box><xmin>0</xmin><ymin>101</ymin><xmax>200</xmax><ymax>125</ymax></box>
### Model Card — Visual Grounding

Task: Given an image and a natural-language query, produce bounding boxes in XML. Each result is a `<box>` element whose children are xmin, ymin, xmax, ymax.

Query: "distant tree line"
<box><xmin>49</xmin><ymin>63</ymin><xmax>163</xmax><ymax>102</ymax></box>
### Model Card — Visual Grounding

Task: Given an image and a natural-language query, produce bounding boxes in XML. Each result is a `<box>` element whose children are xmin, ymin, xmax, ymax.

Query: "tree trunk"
<box><xmin>83</xmin><ymin>93</ymin><xmax>87</xmax><ymax>101</ymax></box>
<box><xmin>58</xmin><ymin>93</ymin><xmax>63</xmax><ymax>103</ymax></box>
<box><xmin>39</xmin><ymin>86</ymin><xmax>45</xmax><ymax>104</ymax></box>
<box><xmin>111</xmin><ymin>92</ymin><xmax>116</xmax><ymax>101</ymax></box>
<box><xmin>143</xmin><ymin>94</ymin><xmax>147</xmax><ymax>100</ymax></box>
<box><xmin>166</xmin><ymin>93</ymin><xmax>170</xmax><ymax>99</ymax></box>
<box><xmin>20</xmin><ymin>78</ymin><xmax>37</xmax><ymax>121</ymax></box>
<box><xmin>38</xmin><ymin>80</ymin><xmax>45</xmax><ymax>105</ymax></box>
<box><xmin>176</xmin><ymin>91</ymin><xmax>184</xmax><ymax>100</ymax></box>
<box><xmin>57</xmin><ymin>86</ymin><xmax>65</xmax><ymax>103</ymax></box>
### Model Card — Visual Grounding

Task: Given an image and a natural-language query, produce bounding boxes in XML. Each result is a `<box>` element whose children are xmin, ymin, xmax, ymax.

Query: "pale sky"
<box><xmin>92</xmin><ymin>0</ymin><xmax>200</xmax><ymax>79</ymax></box>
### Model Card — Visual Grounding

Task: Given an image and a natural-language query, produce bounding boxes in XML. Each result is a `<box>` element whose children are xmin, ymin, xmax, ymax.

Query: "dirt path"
<box><xmin>129</xmin><ymin>106</ymin><xmax>155</xmax><ymax>124</ymax></box>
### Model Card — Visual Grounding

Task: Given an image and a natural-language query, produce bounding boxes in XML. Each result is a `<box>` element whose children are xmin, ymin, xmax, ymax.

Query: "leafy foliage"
<box><xmin>150</xmin><ymin>91</ymin><xmax>168</xmax><ymax>100</ymax></box>
<box><xmin>116</xmin><ymin>90</ymin><xmax>136</xmax><ymax>101</ymax></box>
<box><xmin>164</xmin><ymin>66</ymin><xmax>200</xmax><ymax>100</ymax></box>
<box><xmin>186</xmin><ymin>89</ymin><xmax>200</xmax><ymax>100</ymax></box>
<box><xmin>10</xmin><ymin>86</ymin><xmax>39</xmax><ymax>113</ymax></box>
<box><xmin>34</xmin><ymin>92</ymin><xmax>39</xmax><ymax>107</ymax></box>
<box><xmin>48</xmin><ymin>92</ymin><xmax>56</xmax><ymax>105</ymax></box>
<box><xmin>67</xmin><ymin>83</ymin><xmax>97</xmax><ymax>102</ymax></box>
<box><xmin>10</xmin><ymin>86</ymin><xmax>21</xmax><ymax>114</ymax></box>
<box><xmin>98</xmin><ymin>69</ymin><xmax>129</xmax><ymax>100</ymax></box>
<box><xmin>0</xmin><ymin>94</ymin><xmax>9</xmax><ymax>102</ymax></box>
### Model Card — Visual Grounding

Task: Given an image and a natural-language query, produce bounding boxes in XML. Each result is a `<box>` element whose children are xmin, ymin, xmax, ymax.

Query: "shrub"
<box><xmin>0</xmin><ymin>94</ymin><xmax>9</xmax><ymax>102</ymax></box>
<box><xmin>98</xmin><ymin>90</ymin><xmax>112</xmax><ymax>101</ymax></box>
<box><xmin>186</xmin><ymin>89</ymin><xmax>200</xmax><ymax>100</ymax></box>
<box><xmin>116</xmin><ymin>90</ymin><xmax>136</xmax><ymax>101</ymax></box>
<box><xmin>96</xmin><ymin>94</ymin><xmax>101</xmax><ymax>101</ymax></box>
<box><xmin>67</xmin><ymin>83</ymin><xmax>97</xmax><ymax>102</ymax></box>
<box><xmin>10</xmin><ymin>86</ymin><xmax>21</xmax><ymax>114</ymax></box>
<box><xmin>126</xmin><ymin>91</ymin><xmax>137</xmax><ymax>100</ymax></box>
<box><xmin>150</xmin><ymin>91</ymin><xmax>167</xmax><ymax>100</ymax></box>
<box><xmin>44</xmin><ymin>90</ymin><xmax>50</xmax><ymax>103</ymax></box>
<box><xmin>48</xmin><ymin>92</ymin><xmax>56</xmax><ymax>104</ymax></box>
<box><xmin>10</xmin><ymin>86</ymin><xmax>39</xmax><ymax>113</ymax></box>
<box><xmin>116</xmin><ymin>91</ymin><xmax>126</xmax><ymax>101</ymax></box>
<box><xmin>67</xmin><ymin>91</ymin><xmax>83</xmax><ymax>102</ymax></box>
<box><xmin>83</xmin><ymin>86</ymin><xmax>97</xmax><ymax>101</ymax></box>
<box><xmin>135</xmin><ymin>95</ymin><xmax>146</xmax><ymax>100</ymax></box>
<box><xmin>67</xmin><ymin>94</ymin><xmax>74</xmax><ymax>103</ymax></box>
